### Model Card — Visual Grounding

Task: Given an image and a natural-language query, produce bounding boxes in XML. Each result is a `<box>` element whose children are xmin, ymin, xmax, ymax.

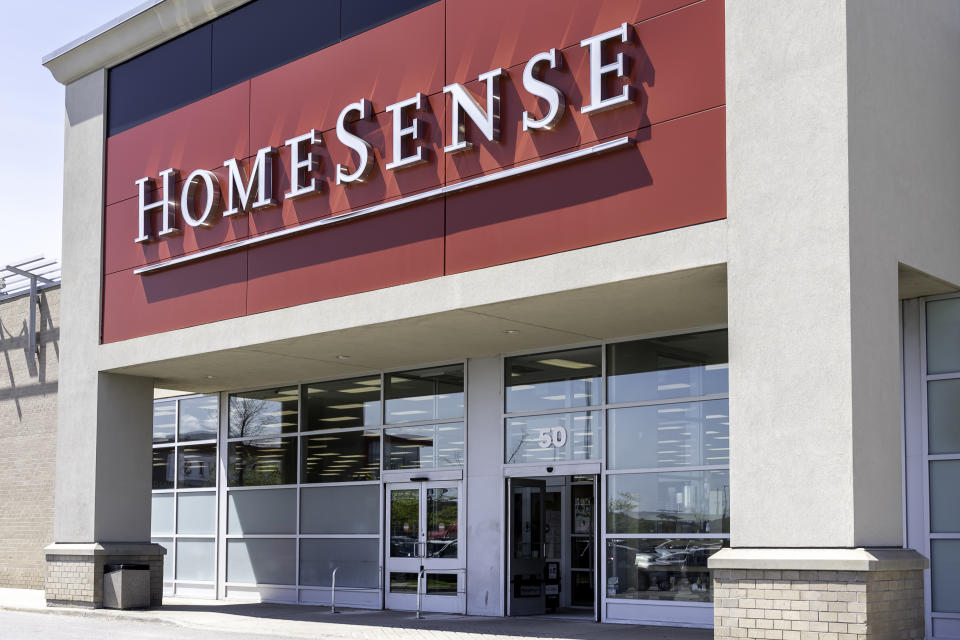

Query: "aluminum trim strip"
<box><xmin>133</xmin><ymin>136</ymin><xmax>633</xmax><ymax>275</ymax></box>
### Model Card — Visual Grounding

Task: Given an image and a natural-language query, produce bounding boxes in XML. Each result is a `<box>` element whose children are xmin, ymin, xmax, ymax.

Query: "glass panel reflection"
<box><xmin>228</xmin><ymin>437</ymin><xmax>297</xmax><ymax>486</ymax></box>
<box><xmin>608</xmin><ymin>400</ymin><xmax>729</xmax><ymax>469</ymax></box>
<box><xmin>928</xmin><ymin>379</ymin><xmax>960</xmax><ymax>455</ymax></box>
<box><xmin>607</xmin><ymin>330</ymin><xmax>728</xmax><ymax>404</ymax></box>
<box><xmin>178</xmin><ymin>444</ymin><xmax>217</xmax><ymax>488</ymax></box>
<box><xmin>505</xmin><ymin>347</ymin><xmax>601</xmax><ymax>413</ymax></box>
<box><xmin>390</xmin><ymin>489</ymin><xmax>419</xmax><ymax>558</ymax></box>
<box><xmin>177</xmin><ymin>491</ymin><xmax>216</xmax><ymax>535</ymax></box>
<box><xmin>426</xmin><ymin>573</ymin><xmax>458</xmax><ymax>595</ymax></box>
<box><xmin>300</xmin><ymin>539</ymin><xmax>379</xmax><ymax>588</ymax></box>
<box><xmin>932</xmin><ymin>539</ymin><xmax>960</xmax><ymax>613</ymax></box>
<box><xmin>178</xmin><ymin>395</ymin><xmax>218</xmax><ymax>441</ymax></box>
<box><xmin>153</xmin><ymin>401</ymin><xmax>176</xmax><ymax>444</ymax></box>
<box><xmin>226</xmin><ymin>538</ymin><xmax>296</xmax><ymax>585</ymax></box>
<box><xmin>228</xmin><ymin>387</ymin><xmax>299</xmax><ymax>438</ymax></box>
<box><xmin>153</xmin><ymin>447</ymin><xmax>175</xmax><ymax>489</ymax></box>
<box><xmin>177</xmin><ymin>538</ymin><xmax>215</xmax><ymax>582</ymax></box>
<box><xmin>151</xmin><ymin>493</ymin><xmax>174</xmax><ymax>535</ymax></box>
<box><xmin>301</xmin><ymin>430</ymin><xmax>380</xmax><ymax>483</ymax></box>
<box><xmin>390</xmin><ymin>572</ymin><xmax>418</xmax><ymax>593</ymax></box>
<box><xmin>927</xmin><ymin>298</ymin><xmax>960</xmax><ymax>375</ymax></box>
<box><xmin>385</xmin><ymin>423</ymin><xmax>464</xmax><ymax>470</ymax></box>
<box><xmin>302</xmin><ymin>376</ymin><xmax>381</xmax><ymax>431</ymax></box>
<box><xmin>301</xmin><ymin>485</ymin><xmax>379</xmax><ymax>534</ymax></box>
<box><xmin>385</xmin><ymin>365</ymin><xmax>464</xmax><ymax>424</ymax></box>
<box><xmin>606</xmin><ymin>538</ymin><xmax>727</xmax><ymax>602</ymax></box>
<box><xmin>427</xmin><ymin>487</ymin><xmax>458</xmax><ymax>558</ymax></box>
<box><xmin>930</xmin><ymin>460</ymin><xmax>960</xmax><ymax>533</ymax></box>
<box><xmin>505</xmin><ymin>411</ymin><xmax>601</xmax><ymax>464</ymax></box>
<box><xmin>227</xmin><ymin>488</ymin><xmax>297</xmax><ymax>535</ymax></box>
<box><xmin>607</xmin><ymin>471</ymin><xmax>730</xmax><ymax>534</ymax></box>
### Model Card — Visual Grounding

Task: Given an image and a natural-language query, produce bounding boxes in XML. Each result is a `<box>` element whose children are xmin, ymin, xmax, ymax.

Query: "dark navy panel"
<box><xmin>340</xmin><ymin>0</ymin><xmax>438</xmax><ymax>39</ymax></box>
<box><xmin>107</xmin><ymin>25</ymin><xmax>212</xmax><ymax>137</ymax></box>
<box><xmin>211</xmin><ymin>0</ymin><xmax>340</xmax><ymax>93</ymax></box>
<box><xmin>107</xmin><ymin>0</ymin><xmax>442</xmax><ymax>136</ymax></box>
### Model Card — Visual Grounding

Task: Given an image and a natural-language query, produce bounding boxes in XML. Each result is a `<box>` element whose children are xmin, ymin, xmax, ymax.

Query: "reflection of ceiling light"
<box><xmin>706</xmin><ymin>414</ymin><xmax>726</xmax><ymax>420</ymax></box>
<box><xmin>657</xmin><ymin>383</ymin><xmax>691</xmax><ymax>391</ymax></box>
<box><xmin>320</xmin><ymin>417</ymin><xmax>355</xmax><ymax>422</ymax></box>
<box><xmin>340</xmin><ymin>387</ymin><xmax>380</xmax><ymax>394</ymax></box>
<box><xmin>391</xmin><ymin>410</ymin><xmax>427</xmax><ymax>416</ymax></box>
<box><xmin>328</xmin><ymin>403</ymin><xmax>364</xmax><ymax>410</ymax></box>
<box><xmin>542</xmin><ymin>395</ymin><xmax>566</xmax><ymax>401</ymax></box>
<box><xmin>658</xmin><ymin>407</ymin><xmax>686</xmax><ymax>414</ymax></box>
<box><xmin>537</xmin><ymin>358</ymin><xmax>595</xmax><ymax>370</ymax></box>
<box><xmin>705</xmin><ymin>364</ymin><xmax>728</xmax><ymax>371</ymax></box>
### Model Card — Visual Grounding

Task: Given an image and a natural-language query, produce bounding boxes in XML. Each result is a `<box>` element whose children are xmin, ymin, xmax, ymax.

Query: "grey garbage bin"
<box><xmin>102</xmin><ymin>564</ymin><xmax>151</xmax><ymax>609</ymax></box>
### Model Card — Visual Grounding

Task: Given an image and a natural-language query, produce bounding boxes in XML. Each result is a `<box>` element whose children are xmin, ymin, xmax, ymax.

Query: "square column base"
<box><xmin>44</xmin><ymin>542</ymin><xmax>166</xmax><ymax>608</ymax></box>
<box><xmin>708</xmin><ymin>548</ymin><xmax>928</xmax><ymax>640</ymax></box>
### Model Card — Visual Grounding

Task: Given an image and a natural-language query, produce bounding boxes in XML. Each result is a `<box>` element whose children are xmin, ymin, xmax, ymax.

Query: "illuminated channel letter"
<box><xmin>385</xmin><ymin>93</ymin><xmax>427</xmax><ymax>171</ymax></box>
<box><xmin>134</xmin><ymin>167</ymin><xmax>179</xmax><ymax>243</ymax></box>
<box><xmin>580</xmin><ymin>22</ymin><xmax>635</xmax><ymax>114</ymax></box>
<box><xmin>443</xmin><ymin>68</ymin><xmax>507</xmax><ymax>153</ymax></box>
<box><xmin>522</xmin><ymin>48</ymin><xmax>566</xmax><ymax>132</ymax></box>
<box><xmin>336</xmin><ymin>99</ymin><xmax>375</xmax><ymax>185</ymax></box>
<box><xmin>284</xmin><ymin>129</ymin><xmax>322</xmax><ymax>199</ymax></box>
<box><xmin>180</xmin><ymin>169</ymin><xmax>221</xmax><ymax>228</ymax></box>
<box><xmin>222</xmin><ymin>146</ymin><xmax>277</xmax><ymax>216</ymax></box>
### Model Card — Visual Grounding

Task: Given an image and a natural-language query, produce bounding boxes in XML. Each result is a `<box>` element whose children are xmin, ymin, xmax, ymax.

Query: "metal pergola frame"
<box><xmin>0</xmin><ymin>256</ymin><xmax>62</xmax><ymax>360</ymax></box>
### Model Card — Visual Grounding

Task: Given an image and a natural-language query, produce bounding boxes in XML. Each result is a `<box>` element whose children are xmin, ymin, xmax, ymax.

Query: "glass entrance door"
<box><xmin>508</xmin><ymin>478</ymin><xmax>548</xmax><ymax>615</ymax></box>
<box><xmin>385</xmin><ymin>482</ymin><xmax>463</xmax><ymax>613</ymax></box>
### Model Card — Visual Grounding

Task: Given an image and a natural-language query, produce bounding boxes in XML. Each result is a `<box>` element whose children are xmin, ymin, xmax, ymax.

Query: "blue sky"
<box><xmin>0</xmin><ymin>0</ymin><xmax>140</xmax><ymax>265</ymax></box>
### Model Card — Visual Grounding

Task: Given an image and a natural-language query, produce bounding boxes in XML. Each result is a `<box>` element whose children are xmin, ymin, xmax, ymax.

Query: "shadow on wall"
<box><xmin>0</xmin><ymin>291</ymin><xmax>60</xmax><ymax>420</ymax></box>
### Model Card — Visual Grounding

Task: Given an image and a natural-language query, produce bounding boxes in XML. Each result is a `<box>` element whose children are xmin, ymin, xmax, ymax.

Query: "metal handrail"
<box><xmin>416</xmin><ymin>567</ymin><xmax>426</xmax><ymax>620</ymax></box>
<box><xmin>330</xmin><ymin>567</ymin><xmax>339</xmax><ymax>614</ymax></box>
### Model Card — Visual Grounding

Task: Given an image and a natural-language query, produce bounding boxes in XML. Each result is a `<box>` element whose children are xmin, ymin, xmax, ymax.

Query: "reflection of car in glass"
<box><xmin>390</xmin><ymin>535</ymin><xmax>418</xmax><ymax>558</ymax></box>
<box><xmin>607</xmin><ymin>539</ymin><xmax>724</xmax><ymax>595</ymax></box>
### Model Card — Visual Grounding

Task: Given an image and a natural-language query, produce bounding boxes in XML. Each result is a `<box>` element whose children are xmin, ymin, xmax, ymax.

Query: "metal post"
<box><xmin>28</xmin><ymin>276</ymin><xmax>37</xmax><ymax>359</ymax></box>
<box><xmin>416</xmin><ymin>567</ymin><xmax>426</xmax><ymax>620</ymax></box>
<box><xmin>331</xmin><ymin>567</ymin><xmax>339</xmax><ymax>614</ymax></box>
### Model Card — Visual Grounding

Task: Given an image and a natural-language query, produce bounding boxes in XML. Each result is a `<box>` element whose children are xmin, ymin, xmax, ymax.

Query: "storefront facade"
<box><xmin>40</xmin><ymin>0</ymin><xmax>960</xmax><ymax>635</ymax></box>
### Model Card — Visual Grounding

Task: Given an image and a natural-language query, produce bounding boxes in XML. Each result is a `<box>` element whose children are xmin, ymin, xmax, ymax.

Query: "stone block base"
<box><xmin>709</xmin><ymin>548</ymin><xmax>928</xmax><ymax>640</ymax></box>
<box><xmin>44</xmin><ymin>542</ymin><xmax>165</xmax><ymax>608</ymax></box>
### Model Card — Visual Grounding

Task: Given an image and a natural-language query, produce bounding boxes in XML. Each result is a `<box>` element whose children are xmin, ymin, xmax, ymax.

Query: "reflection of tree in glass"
<box><xmin>229</xmin><ymin>397</ymin><xmax>272</xmax><ymax>438</ymax></box>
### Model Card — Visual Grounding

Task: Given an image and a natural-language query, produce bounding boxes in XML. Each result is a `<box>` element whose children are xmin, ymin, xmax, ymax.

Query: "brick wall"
<box><xmin>713</xmin><ymin>568</ymin><xmax>924</xmax><ymax>639</ymax></box>
<box><xmin>0</xmin><ymin>287</ymin><xmax>59</xmax><ymax>589</ymax></box>
<box><xmin>45</xmin><ymin>551</ymin><xmax>163</xmax><ymax>608</ymax></box>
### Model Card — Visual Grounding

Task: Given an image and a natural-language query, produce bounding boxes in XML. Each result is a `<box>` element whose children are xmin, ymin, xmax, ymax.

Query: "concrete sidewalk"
<box><xmin>0</xmin><ymin>589</ymin><xmax>711</xmax><ymax>640</ymax></box>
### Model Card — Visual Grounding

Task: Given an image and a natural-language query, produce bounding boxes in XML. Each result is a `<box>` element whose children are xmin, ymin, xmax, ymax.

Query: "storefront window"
<box><xmin>607</xmin><ymin>470</ymin><xmax>730</xmax><ymax>535</ymax></box>
<box><xmin>153</xmin><ymin>401</ymin><xmax>176</xmax><ymax>444</ymax></box>
<box><xmin>152</xmin><ymin>393</ymin><xmax>220</xmax><ymax>595</ymax></box>
<box><xmin>301</xmin><ymin>429</ymin><xmax>380</xmax><ymax>483</ymax></box>
<box><xmin>179</xmin><ymin>395</ymin><xmax>219</xmax><ymax>441</ymax></box>
<box><xmin>607</xmin><ymin>330</ymin><xmax>728</xmax><ymax>404</ymax></box>
<box><xmin>505</xmin><ymin>347</ymin><xmax>601</xmax><ymax>413</ymax></box>
<box><xmin>605</xmin><ymin>538</ymin><xmax>728</xmax><ymax>602</ymax></box>
<box><xmin>608</xmin><ymin>400</ymin><xmax>729</xmax><ymax>469</ymax></box>
<box><xmin>385</xmin><ymin>365</ymin><xmax>464</xmax><ymax>424</ymax></box>
<box><xmin>228</xmin><ymin>387</ymin><xmax>299</xmax><ymax>438</ymax></box>
<box><xmin>384</xmin><ymin>423</ymin><xmax>464</xmax><ymax>470</ymax></box>
<box><xmin>302</xmin><ymin>376</ymin><xmax>381</xmax><ymax>431</ymax></box>
<box><xmin>504</xmin><ymin>412</ymin><xmax>601</xmax><ymax>464</ymax></box>
<box><xmin>228</xmin><ymin>437</ymin><xmax>297</xmax><ymax>486</ymax></box>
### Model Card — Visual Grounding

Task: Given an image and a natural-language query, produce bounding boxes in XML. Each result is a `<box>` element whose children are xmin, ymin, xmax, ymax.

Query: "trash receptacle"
<box><xmin>103</xmin><ymin>563</ymin><xmax>151</xmax><ymax>609</ymax></box>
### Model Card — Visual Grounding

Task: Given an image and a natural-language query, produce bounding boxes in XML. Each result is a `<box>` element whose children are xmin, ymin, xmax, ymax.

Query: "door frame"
<box><xmin>384</xmin><ymin>478</ymin><xmax>465</xmax><ymax>614</ymax></box>
<box><xmin>505</xmin><ymin>469</ymin><xmax>601</xmax><ymax>620</ymax></box>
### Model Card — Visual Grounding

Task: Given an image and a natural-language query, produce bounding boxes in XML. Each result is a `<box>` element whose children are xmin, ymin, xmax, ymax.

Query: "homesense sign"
<box><xmin>134</xmin><ymin>23</ymin><xmax>637</xmax><ymax>246</ymax></box>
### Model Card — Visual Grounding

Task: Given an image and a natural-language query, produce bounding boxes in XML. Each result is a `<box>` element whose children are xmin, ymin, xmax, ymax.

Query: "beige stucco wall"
<box><xmin>0</xmin><ymin>286</ymin><xmax>59</xmax><ymax>588</ymax></box>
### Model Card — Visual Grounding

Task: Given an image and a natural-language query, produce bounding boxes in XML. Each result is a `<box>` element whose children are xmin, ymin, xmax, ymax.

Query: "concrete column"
<box><xmin>45</xmin><ymin>69</ymin><xmax>162</xmax><ymax>608</ymax></box>
<box><xmin>714</xmin><ymin>1</ymin><xmax>926</xmax><ymax>636</ymax></box>
<box><xmin>465</xmin><ymin>356</ymin><xmax>504</xmax><ymax>615</ymax></box>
